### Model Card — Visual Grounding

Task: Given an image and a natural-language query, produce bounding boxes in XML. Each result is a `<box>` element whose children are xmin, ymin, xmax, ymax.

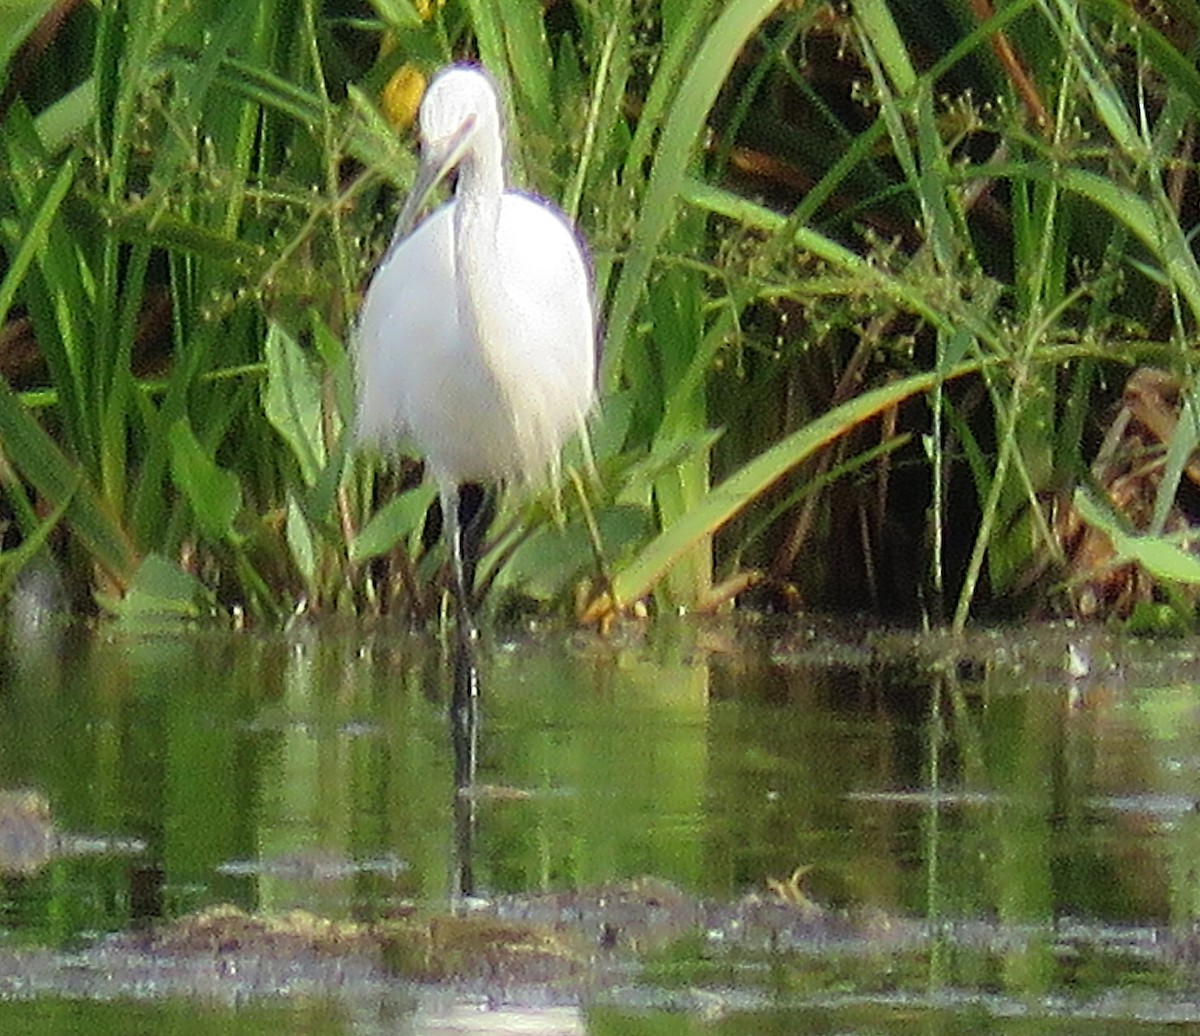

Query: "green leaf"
<box><xmin>1073</xmin><ymin>489</ymin><xmax>1200</xmax><ymax>586</ymax></box>
<box><xmin>853</xmin><ymin>0</ymin><xmax>917</xmax><ymax>94</ymax></box>
<box><xmin>34</xmin><ymin>79</ymin><xmax>96</xmax><ymax>154</ymax></box>
<box><xmin>286</xmin><ymin>494</ymin><xmax>317</xmax><ymax>586</ymax></box>
<box><xmin>1057</xmin><ymin>168</ymin><xmax>1200</xmax><ymax>325</ymax></box>
<box><xmin>168</xmin><ymin>419</ymin><xmax>242</xmax><ymax>543</ymax></box>
<box><xmin>603</xmin><ymin>0</ymin><xmax>785</xmax><ymax>389</ymax></box>
<box><xmin>0</xmin><ymin>0</ymin><xmax>55</xmax><ymax>88</ymax></box>
<box><xmin>501</xmin><ymin>504</ymin><xmax>652</xmax><ymax>601</ymax></box>
<box><xmin>366</xmin><ymin>0</ymin><xmax>423</xmax><ymax>30</ymax></box>
<box><xmin>100</xmin><ymin>553</ymin><xmax>212</xmax><ymax>623</ymax></box>
<box><xmin>351</xmin><ymin>482</ymin><xmax>436</xmax><ymax>563</ymax></box>
<box><xmin>264</xmin><ymin>322</ymin><xmax>325</xmax><ymax>487</ymax></box>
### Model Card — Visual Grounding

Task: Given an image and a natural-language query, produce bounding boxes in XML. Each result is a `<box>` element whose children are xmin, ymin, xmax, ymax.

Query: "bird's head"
<box><xmin>389</xmin><ymin>65</ymin><xmax>504</xmax><ymax>242</ymax></box>
<box><xmin>418</xmin><ymin>66</ymin><xmax>501</xmax><ymax>173</ymax></box>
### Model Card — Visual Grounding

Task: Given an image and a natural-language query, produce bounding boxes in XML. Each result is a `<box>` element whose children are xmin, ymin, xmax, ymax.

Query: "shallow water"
<box><xmin>1</xmin><ymin>617</ymin><xmax>1199</xmax><ymax>1033</ymax></box>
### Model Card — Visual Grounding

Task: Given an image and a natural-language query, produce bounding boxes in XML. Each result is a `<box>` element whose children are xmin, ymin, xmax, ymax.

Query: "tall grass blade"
<box><xmin>603</xmin><ymin>0</ymin><xmax>783</xmax><ymax>389</ymax></box>
<box><xmin>0</xmin><ymin>380</ymin><xmax>137</xmax><ymax>587</ymax></box>
<box><xmin>0</xmin><ymin>154</ymin><xmax>76</xmax><ymax>328</ymax></box>
<box><xmin>601</xmin><ymin>363</ymin><xmax>983</xmax><ymax>612</ymax></box>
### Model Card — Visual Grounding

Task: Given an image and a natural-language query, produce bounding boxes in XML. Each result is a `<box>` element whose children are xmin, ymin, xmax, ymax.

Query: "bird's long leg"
<box><xmin>457</xmin><ymin>483</ymin><xmax>493</xmax><ymax>601</ymax></box>
<box><xmin>442</xmin><ymin>484</ymin><xmax>481</xmax><ymax>644</ymax></box>
<box><xmin>443</xmin><ymin>482</ymin><xmax>480</xmax><ymax>760</ymax></box>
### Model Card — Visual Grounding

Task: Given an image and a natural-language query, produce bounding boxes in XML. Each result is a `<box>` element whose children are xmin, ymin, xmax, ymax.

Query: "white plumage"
<box><xmin>356</xmin><ymin>64</ymin><xmax>596</xmax><ymax>625</ymax></box>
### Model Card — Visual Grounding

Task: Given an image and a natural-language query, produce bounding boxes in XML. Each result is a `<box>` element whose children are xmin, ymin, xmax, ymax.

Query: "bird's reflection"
<box><xmin>449</xmin><ymin>623</ymin><xmax>480</xmax><ymax>901</ymax></box>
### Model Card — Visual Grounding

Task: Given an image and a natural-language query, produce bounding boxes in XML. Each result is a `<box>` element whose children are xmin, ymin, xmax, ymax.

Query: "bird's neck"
<box><xmin>453</xmin><ymin>145</ymin><xmax>506</xmax><ymax>342</ymax></box>
<box><xmin>451</xmin><ymin>139</ymin><xmax>532</xmax><ymax>471</ymax></box>
<box><xmin>453</xmin><ymin>141</ymin><xmax>504</xmax><ymax>241</ymax></box>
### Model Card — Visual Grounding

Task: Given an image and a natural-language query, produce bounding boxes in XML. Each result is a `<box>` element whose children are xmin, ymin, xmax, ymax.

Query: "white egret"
<box><xmin>356</xmin><ymin>64</ymin><xmax>597</xmax><ymax>635</ymax></box>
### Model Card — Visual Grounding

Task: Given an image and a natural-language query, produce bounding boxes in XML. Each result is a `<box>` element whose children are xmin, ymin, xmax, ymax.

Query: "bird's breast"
<box><xmin>355</xmin><ymin>191</ymin><xmax>595</xmax><ymax>486</ymax></box>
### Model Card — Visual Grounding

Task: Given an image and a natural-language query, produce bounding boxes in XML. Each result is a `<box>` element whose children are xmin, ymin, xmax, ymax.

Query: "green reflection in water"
<box><xmin>0</xmin><ymin>621</ymin><xmax>1196</xmax><ymax>1030</ymax></box>
<box><xmin>0</xmin><ymin>997</ymin><xmax>345</xmax><ymax>1036</ymax></box>
<box><xmin>590</xmin><ymin>1003</ymin><xmax>1200</xmax><ymax>1035</ymax></box>
<box><xmin>0</xmin><ymin>622</ymin><xmax>1192</xmax><ymax>932</ymax></box>
<box><xmin>0</xmin><ymin>623</ymin><xmax>724</xmax><ymax>936</ymax></box>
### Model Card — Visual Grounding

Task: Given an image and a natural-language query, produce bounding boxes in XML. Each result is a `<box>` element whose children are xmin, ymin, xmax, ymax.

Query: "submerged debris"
<box><xmin>0</xmin><ymin>788</ymin><xmax>144</xmax><ymax>876</ymax></box>
<box><xmin>385</xmin><ymin>914</ymin><xmax>584</xmax><ymax>986</ymax></box>
<box><xmin>0</xmin><ymin>790</ymin><xmax>55</xmax><ymax>876</ymax></box>
<box><xmin>115</xmin><ymin>904</ymin><xmax>378</xmax><ymax>959</ymax></box>
<box><xmin>0</xmin><ymin>873</ymin><xmax>1191</xmax><ymax>1017</ymax></box>
<box><xmin>216</xmin><ymin>850</ymin><xmax>408</xmax><ymax>881</ymax></box>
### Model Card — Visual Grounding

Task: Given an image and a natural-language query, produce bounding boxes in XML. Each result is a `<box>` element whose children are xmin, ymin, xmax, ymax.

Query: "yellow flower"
<box><xmin>381</xmin><ymin>64</ymin><xmax>426</xmax><ymax>132</ymax></box>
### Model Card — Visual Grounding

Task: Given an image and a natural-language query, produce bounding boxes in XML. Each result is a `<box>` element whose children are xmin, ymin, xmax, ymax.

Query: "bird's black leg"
<box><xmin>444</xmin><ymin>487</ymin><xmax>480</xmax><ymax>735</ymax></box>
<box><xmin>442</xmin><ymin>484</ymin><xmax>481</xmax><ymax>642</ymax></box>
<box><xmin>456</xmin><ymin>482</ymin><xmax>493</xmax><ymax>604</ymax></box>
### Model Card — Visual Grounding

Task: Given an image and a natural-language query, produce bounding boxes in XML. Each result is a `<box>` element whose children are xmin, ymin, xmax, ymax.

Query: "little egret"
<box><xmin>356</xmin><ymin>64</ymin><xmax>597</xmax><ymax>635</ymax></box>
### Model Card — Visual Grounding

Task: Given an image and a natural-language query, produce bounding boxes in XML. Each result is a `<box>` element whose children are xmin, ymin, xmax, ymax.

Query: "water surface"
<box><xmin>0</xmin><ymin>618</ymin><xmax>1197</xmax><ymax>1033</ymax></box>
